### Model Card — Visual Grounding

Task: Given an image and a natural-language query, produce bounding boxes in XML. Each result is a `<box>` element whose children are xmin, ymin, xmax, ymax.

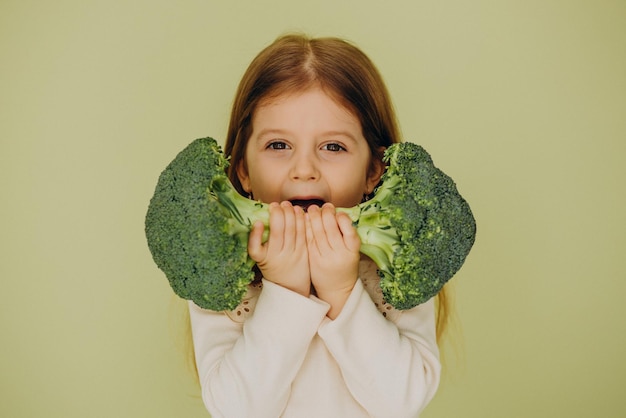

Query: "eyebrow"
<box><xmin>254</xmin><ymin>128</ymin><xmax>360</xmax><ymax>143</ymax></box>
<box><xmin>254</xmin><ymin>129</ymin><xmax>288</xmax><ymax>139</ymax></box>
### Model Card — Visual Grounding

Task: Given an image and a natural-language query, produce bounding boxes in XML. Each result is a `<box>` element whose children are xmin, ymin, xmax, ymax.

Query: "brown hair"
<box><xmin>221</xmin><ymin>33</ymin><xmax>451</xmax><ymax>342</ymax></box>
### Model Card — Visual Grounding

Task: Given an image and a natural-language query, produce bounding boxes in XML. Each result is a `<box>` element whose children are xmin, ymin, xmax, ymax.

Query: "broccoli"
<box><xmin>145</xmin><ymin>137</ymin><xmax>476</xmax><ymax>311</ymax></box>
<box><xmin>340</xmin><ymin>141</ymin><xmax>477</xmax><ymax>309</ymax></box>
<box><xmin>144</xmin><ymin>137</ymin><xmax>260</xmax><ymax>311</ymax></box>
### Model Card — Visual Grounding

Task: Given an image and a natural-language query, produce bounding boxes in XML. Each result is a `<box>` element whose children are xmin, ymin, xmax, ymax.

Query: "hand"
<box><xmin>248</xmin><ymin>202</ymin><xmax>311</xmax><ymax>297</ymax></box>
<box><xmin>305</xmin><ymin>203</ymin><xmax>361</xmax><ymax>318</ymax></box>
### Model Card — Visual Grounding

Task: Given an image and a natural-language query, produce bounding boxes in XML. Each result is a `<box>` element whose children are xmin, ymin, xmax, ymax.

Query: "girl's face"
<box><xmin>237</xmin><ymin>88</ymin><xmax>383</xmax><ymax>209</ymax></box>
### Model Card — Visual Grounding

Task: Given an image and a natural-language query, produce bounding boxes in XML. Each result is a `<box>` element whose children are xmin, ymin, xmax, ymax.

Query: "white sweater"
<box><xmin>188</xmin><ymin>259</ymin><xmax>441</xmax><ymax>418</ymax></box>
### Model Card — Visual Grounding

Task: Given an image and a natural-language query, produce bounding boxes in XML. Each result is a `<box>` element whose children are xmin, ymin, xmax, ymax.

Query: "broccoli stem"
<box><xmin>211</xmin><ymin>172</ymin><xmax>404</xmax><ymax>268</ymax></box>
<box><xmin>336</xmin><ymin>202</ymin><xmax>398</xmax><ymax>277</ymax></box>
<box><xmin>210</xmin><ymin>176</ymin><xmax>270</xmax><ymax>243</ymax></box>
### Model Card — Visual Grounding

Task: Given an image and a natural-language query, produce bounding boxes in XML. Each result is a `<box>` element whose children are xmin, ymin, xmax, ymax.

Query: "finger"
<box><xmin>267</xmin><ymin>202</ymin><xmax>285</xmax><ymax>250</ymax></box>
<box><xmin>279</xmin><ymin>201</ymin><xmax>297</xmax><ymax>248</ymax></box>
<box><xmin>320</xmin><ymin>203</ymin><xmax>343</xmax><ymax>249</ymax></box>
<box><xmin>336</xmin><ymin>211</ymin><xmax>361</xmax><ymax>252</ymax></box>
<box><xmin>247</xmin><ymin>220</ymin><xmax>267</xmax><ymax>262</ymax></box>
<box><xmin>304</xmin><ymin>207</ymin><xmax>321</xmax><ymax>255</ymax></box>
<box><xmin>293</xmin><ymin>204</ymin><xmax>307</xmax><ymax>250</ymax></box>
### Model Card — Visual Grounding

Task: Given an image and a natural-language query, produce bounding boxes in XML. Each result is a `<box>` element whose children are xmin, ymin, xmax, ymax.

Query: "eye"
<box><xmin>322</xmin><ymin>143</ymin><xmax>346</xmax><ymax>152</ymax></box>
<box><xmin>266</xmin><ymin>141</ymin><xmax>289</xmax><ymax>150</ymax></box>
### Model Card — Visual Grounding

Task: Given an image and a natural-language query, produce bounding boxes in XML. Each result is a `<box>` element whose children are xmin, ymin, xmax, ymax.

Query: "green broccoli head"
<box><xmin>342</xmin><ymin>142</ymin><xmax>476</xmax><ymax>309</ymax></box>
<box><xmin>144</xmin><ymin>137</ymin><xmax>259</xmax><ymax>311</ymax></box>
<box><xmin>145</xmin><ymin>137</ymin><xmax>476</xmax><ymax>312</ymax></box>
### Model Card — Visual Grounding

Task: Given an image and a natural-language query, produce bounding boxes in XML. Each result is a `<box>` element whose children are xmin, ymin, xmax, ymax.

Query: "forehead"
<box><xmin>253</xmin><ymin>88</ymin><xmax>361</xmax><ymax>129</ymax></box>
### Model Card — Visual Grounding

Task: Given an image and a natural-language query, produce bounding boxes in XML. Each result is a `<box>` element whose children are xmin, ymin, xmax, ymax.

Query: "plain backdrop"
<box><xmin>2</xmin><ymin>1</ymin><xmax>625</xmax><ymax>417</ymax></box>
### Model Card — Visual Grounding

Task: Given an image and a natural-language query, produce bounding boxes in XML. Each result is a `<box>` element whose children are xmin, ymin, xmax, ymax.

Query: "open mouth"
<box><xmin>289</xmin><ymin>199</ymin><xmax>325</xmax><ymax>212</ymax></box>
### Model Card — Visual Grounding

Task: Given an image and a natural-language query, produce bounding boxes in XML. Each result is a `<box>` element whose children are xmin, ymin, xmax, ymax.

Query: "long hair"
<box><xmin>221</xmin><ymin>33</ymin><xmax>452</xmax><ymax>342</ymax></box>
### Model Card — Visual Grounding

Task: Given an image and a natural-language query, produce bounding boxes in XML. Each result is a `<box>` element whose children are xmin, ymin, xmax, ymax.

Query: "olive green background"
<box><xmin>2</xmin><ymin>1</ymin><xmax>625</xmax><ymax>417</ymax></box>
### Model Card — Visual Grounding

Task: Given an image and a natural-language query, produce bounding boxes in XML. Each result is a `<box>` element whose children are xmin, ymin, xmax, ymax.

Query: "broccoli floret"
<box><xmin>145</xmin><ymin>137</ymin><xmax>476</xmax><ymax>311</ymax></box>
<box><xmin>145</xmin><ymin>137</ymin><xmax>267</xmax><ymax>311</ymax></box>
<box><xmin>338</xmin><ymin>142</ymin><xmax>476</xmax><ymax>309</ymax></box>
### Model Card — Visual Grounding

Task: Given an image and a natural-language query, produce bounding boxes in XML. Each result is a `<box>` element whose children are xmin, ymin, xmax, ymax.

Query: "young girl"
<box><xmin>188</xmin><ymin>33</ymin><xmax>448</xmax><ymax>418</ymax></box>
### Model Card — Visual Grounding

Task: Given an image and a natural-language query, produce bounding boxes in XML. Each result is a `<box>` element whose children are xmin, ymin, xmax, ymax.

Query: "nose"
<box><xmin>290</xmin><ymin>150</ymin><xmax>319</xmax><ymax>181</ymax></box>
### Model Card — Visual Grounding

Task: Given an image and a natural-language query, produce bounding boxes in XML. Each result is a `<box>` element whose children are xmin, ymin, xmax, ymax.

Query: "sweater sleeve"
<box><xmin>317</xmin><ymin>279</ymin><xmax>441</xmax><ymax>417</ymax></box>
<box><xmin>189</xmin><ymin>280</ymin><xmax>330</xmax><ymax>418</ymax></box>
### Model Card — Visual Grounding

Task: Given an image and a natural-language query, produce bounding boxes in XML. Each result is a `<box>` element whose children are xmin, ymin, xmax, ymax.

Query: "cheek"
<box><xmin>247</xmin><ymin>170</ymin><xmax>280</xmax><ymax>201</ymax></box>
<box><xmin>335</xmin><ymin>192</ymin><xmax>365</xmax><ymax>208</ymax></box>
<box><xmin>335</xmin><ymin>172</ymin><xmax>369</xmax><ymax>206</ymax></box>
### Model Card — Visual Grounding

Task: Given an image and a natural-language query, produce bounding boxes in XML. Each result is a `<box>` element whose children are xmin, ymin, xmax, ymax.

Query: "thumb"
<box><xmin>247</xmin><ymin>220</ymin><xmax>267</xmax><ymax>262</ymax></box>
<box><xmin>336</xmin><ymin>212</ymin><xmax>360</xmax><ymax>252</ymax></box>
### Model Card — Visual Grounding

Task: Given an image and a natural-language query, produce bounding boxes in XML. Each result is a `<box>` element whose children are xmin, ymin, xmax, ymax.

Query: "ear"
<box><xmin>236</xmin><ymin>160</ymin><xmax>252</xmax><ymax>193</ymax></box>
<box><xmin>365</xmin><ymin>149</ymin><xmax>386</xmax><ymax>194</ymax></box>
